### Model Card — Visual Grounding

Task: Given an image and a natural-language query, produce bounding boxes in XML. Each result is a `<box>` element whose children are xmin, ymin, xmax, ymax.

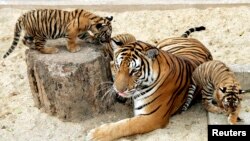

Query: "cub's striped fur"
<box><xmin>182</xmin><ymin>60</ymin><xmax>243</xmax><ymax>125</ymax></box>
<box><xmin>87</xmin><ymin>29</ymin><xmax>212</xmax><ymax>140</ymax></box>
<box><xmin>3</xmin><ymin>9</ymin><xmax>113</xmax><ymax>58</ymax></box>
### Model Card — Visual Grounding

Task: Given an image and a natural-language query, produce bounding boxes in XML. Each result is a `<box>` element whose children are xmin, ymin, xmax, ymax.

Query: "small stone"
<box><xmin>245</xmin><ymin>108</ymin><xmax>249</xmax><ymax>112</ymax></box>
<box><xmin>9</xmin><ymin>92</ymin><xmax>19</xmax><ymax>97</ymax></box>
<box><xmin>208</xmin><ymin>41</ymin><xmax>213</xmax><ymax>46</ymax></box>
<box><xmin>239</xmin><ymin>31</ymin><xmax>244</xmax><ymax>36</ymax></box>
<box><xmin>18</xmin><ymin>74</ymin><xmax>24</xmax><ymax>79</ymax></box>
<box><xmin>185</xmin><ymin>124</ymin><xmax>191</xmax><ymax>129</ymax></box>
<box><xmin>0</xmin><ymin>61</ymin><xmax>6</xmax><ymax>67</ymax></box>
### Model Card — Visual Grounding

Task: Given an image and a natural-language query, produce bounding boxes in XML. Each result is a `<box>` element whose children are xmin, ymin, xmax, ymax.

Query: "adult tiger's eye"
<box><xmin>136</xmin><ymin>72</ymin><xmax>142</xmax><ymax>77</ymax></box>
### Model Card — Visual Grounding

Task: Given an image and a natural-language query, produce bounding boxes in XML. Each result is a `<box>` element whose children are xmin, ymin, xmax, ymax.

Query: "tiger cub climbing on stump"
<box><xmin>3</xmin><ymin>9</ymin><xmax>113</xmax><ymax>58</ymax></box>
<box><xmin>182</xmin><ymin>60</ymin><xmax>244</xmax><ymax>125</ymax></box>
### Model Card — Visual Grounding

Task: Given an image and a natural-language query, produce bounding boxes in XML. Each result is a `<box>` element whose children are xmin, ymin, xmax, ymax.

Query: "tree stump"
<box><xmin>25</xmin><ymin>41</ymin><xmax>130</xmax><ymax>122</ymax></box>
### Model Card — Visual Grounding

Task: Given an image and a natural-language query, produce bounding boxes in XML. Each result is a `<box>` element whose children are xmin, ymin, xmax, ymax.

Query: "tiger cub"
<box><xmin>183</xmin><ymin>60</ymin><xmax>243</xmax><ymax>125</ymax></box>
<box><xmin>3</xmin><ymin>9</ymin><xmax>113</xmax><ymax>58</ymax></box>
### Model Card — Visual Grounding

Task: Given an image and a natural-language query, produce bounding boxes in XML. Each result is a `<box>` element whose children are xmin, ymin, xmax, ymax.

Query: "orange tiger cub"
<box><xmin>184</xmin><ymin>60</ymin><xmax>244</xmax><ymax>125</ymax></box>
<box><xmin>3</xmin><ymin>9</ymin><xmax>113</xmax><ymax>58</ymax></box>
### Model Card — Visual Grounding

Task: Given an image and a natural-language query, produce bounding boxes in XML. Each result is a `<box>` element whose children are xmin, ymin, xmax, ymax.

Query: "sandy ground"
<box><xmin>0</xmin><ymin>6</ymin><xmax>250</xmax><ymax>141</ymax></box>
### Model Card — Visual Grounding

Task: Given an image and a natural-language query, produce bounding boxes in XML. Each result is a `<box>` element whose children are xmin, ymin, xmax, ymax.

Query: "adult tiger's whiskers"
<box><xmin>101</xmin><ymin>87</ymin><xmax>115</xmax><ymax>101</ymax></box>
<box><xmin>96</xmin><ymin>81</ymin><xmax>113</xmax><ymax>97</ymax></box>
<box><xmin>95</xmin><ymin>81</ymin><xmax>117</xmax><ymax>107</ymax></box>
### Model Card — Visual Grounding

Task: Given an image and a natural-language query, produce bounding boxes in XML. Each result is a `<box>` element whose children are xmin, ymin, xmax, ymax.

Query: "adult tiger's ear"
<box><xmin>145</xmin><ymin>48</ymin><xmax>159</xmax><ymax>59</ymax></box>
<box><xmin>110</xmin><ymin>39</ymin><xmax>123</xmax><ymax>51</ymax></box>
<box><xmin>113</xmin><ymin>40</ymin><xmax>123</xmax><ymax>46</ymax></box>
<box><xmin>219</xmin><ymin>87</ymin><xmax>227</xmax><ymax>93</ymax></box>
<box><xmin>106</xmin><ymin>16</ymin><xmax>113</xmax><ymax>21</ymax></box>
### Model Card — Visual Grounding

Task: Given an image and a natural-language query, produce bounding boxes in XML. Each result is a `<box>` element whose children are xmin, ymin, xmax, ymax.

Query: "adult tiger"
<box><xmin>3</xmin><ymin>9</ymin><xmax>113</xmax><ymax>58</ymax></box>
<box><xmin>182</xmin><ymin>60</ymin><xmax>244</xmax><ymax>124</ymax></box>
<box><xmin>87</xmin><ymin>34</ymin><xmax>212</xmax><ymax>140</ymax></box>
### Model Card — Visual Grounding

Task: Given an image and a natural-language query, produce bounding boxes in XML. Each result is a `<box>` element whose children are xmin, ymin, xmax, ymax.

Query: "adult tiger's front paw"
<box><xmin>86</xmin><ymin>124</ymin><xmax>113</xmax><ymax>141</ymax></box>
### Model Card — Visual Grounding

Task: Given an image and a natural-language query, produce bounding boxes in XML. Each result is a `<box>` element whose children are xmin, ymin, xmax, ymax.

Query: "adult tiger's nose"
<box><xmin>113</xmin><ymin>84</ymin><xmax>126</xmax><ymax>94</ymax></box>
<box><xmin>113</xmin><ymin>86</ymin><xmax>129</xmax><ymax>98</ymax></box>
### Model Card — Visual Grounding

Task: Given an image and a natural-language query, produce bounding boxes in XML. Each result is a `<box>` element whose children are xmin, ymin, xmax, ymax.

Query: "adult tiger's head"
<box><xmin>87</xmin><ymin>16</ymin><xmax>113</xmax><ymax>44</ymax></box>
<box><xmin>111</xmin><ymin>41</ymin><xmax>160</xmax><ymax>98</ymax></box>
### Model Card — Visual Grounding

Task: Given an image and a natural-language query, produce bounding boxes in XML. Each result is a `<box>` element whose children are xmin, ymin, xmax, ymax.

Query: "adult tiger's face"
<box><xmin>111</xmin><ymin>41</ymin><xmax>159</xmax><ymax>98</ymax></box>
<box><xmin>88</xmin><ymin>16</ymin><xmax>113</xmax><ymax>44</ymax></box>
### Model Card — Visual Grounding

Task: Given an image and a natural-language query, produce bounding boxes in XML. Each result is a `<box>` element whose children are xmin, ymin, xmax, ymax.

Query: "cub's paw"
<box><xmin>68</xmin><ymin>45</ymin><xmax>81</xmax><ymax>53</ymax></box>
<box><xmin>228</xmin><ymin>118</ymin><xmax>237</xmax><ymax>125</ymax></box>
<box><xmin>237</xmin><ymin>117</ymin><xmax>244</xmax><ymax>122</ymax></box>
<box><xmin>216</xmin><ymin>108</ymin><xmax>226</xmax><ymax>114</ymax></box>
<box><xmin>49</xmin><ymin>47</ymin><xmax>59</xmax><ymax>54</ymax></box>
<box><xmin>39</xmin><ymin>47</ymin><xmax>59</xmax><ymax>54</ymax></box>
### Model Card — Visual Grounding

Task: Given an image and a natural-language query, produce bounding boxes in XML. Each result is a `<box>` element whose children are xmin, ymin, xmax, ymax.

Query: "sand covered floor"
<box><xmin>0</xmin><ymin>6</ymin><xmax>250</xmax><ymax>141</ymax></box>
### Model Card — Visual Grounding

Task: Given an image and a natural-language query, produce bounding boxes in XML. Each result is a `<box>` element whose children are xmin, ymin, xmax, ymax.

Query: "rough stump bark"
<box><xmin>25</xmin><ymin>42</ymin><xmax>130</xmax><ymax>122</ymax></box>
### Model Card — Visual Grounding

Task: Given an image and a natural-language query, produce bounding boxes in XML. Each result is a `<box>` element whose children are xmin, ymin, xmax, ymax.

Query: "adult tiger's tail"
<box><xmin>3</xmin><ymin>17</ymin><xmax>23</xmax><ymax>59</ymax></box>
<box><xmin>181</xmin><ymin>26</ymin><xmax>206</xmax><ymax>38</ymax></box>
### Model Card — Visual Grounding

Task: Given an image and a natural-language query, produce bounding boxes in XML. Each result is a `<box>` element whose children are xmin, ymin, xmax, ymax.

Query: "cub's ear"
<box><xmin>219</xmin><ymin>87</ymin><xmax>227</xmax><ymax>93</ymax></box>
<box><xmin>106</xmin><ymin>16</ymin><xmax>113</xmax><ymax>21</ymax></box>
<box><xmin>96</xmin><ymin>23</ymin><xmax>103</xmax><ymax>29</ymax></box>
<box><xmin>145</xmin><ymin>48</ymin><xmax>159</xmax><ymax>59</ymax></box>
<box><xmin>240</xmin><ymin>89</ymin><xmax>250</xmax><ymax>94</ymax></box>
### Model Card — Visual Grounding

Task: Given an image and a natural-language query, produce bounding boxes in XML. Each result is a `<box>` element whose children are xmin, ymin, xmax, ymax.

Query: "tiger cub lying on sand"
<box><xmin>182</xmin><ymin>60</ymin><xmax>244</xmax><ymax>125</ymax></box>
<box><xmin>3</xmin><ymin>9</ymin><xmax>113</xmax><ymax>58</ymax></box>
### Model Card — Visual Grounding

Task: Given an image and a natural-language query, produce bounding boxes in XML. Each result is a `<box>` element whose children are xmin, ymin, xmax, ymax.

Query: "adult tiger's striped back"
<box><xmin>156</xmin><ymin>26</ymin><xmax>213</xmax><ymax>112</ymax></box>
<box><xmin>157</xmin><ymin>25</ymin><xmax>209</xmax><ymax>56</ymax></box>
<box><xmin>182</xmin><ymin>60</ymin><xmax>243</xmax><ymax>124</ymax></box>
<box><xmin>157</xmin><ymin>37</ymin><xmax>212</xmax><ymax>68</ymax></box>
<box><xmin>87</xmin><ymin>38</ymin><xmax>213</xmax><ymax>140</ymax></box>
<box><xmin>156</xmin><ymin>26</ymin><xmax>210</xmax><ymax>67</ymax></box>
<box><xmin>3</xmin><ymin>9</ymin><xmax>113</xmax><ymax>58</ymax></box>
